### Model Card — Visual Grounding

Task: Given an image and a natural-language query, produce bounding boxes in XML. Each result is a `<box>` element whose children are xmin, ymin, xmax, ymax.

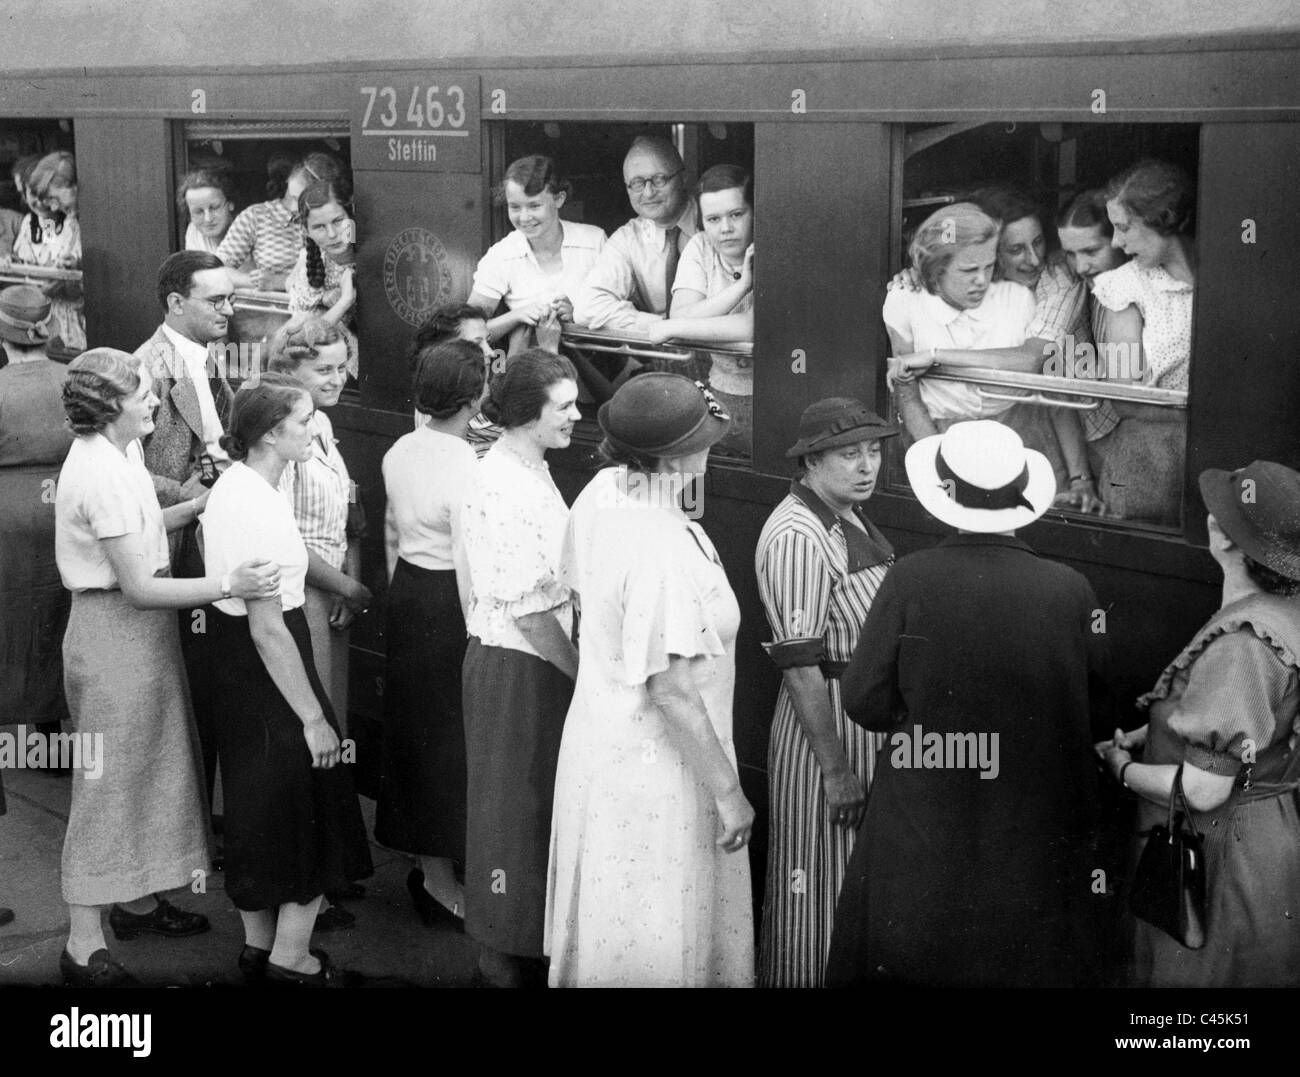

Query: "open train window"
<box><xmin>0</xmin><ymin>119</ymin><xmax>82</xmax><ymax>360</ymax></box>
<box><xmin>174</xmin><ymin>120</ymin><xmax>353</xmax><ymax>383</ymax></box>
<box><xmin>884</xmin><ymin>121</ymin><xmax>1199</xmax><ymax>532</ymax></box>
<box><xmin>484</xmin><ymin>119</ymin><xmax>757</xmax><ymax>463</ymax></box>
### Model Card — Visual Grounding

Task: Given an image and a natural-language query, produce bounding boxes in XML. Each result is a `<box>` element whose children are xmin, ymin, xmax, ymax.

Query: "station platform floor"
<box><xmin>0</xmin><ymin>765</ymin><xmax>480</xmax><ymax>988</ymax></box>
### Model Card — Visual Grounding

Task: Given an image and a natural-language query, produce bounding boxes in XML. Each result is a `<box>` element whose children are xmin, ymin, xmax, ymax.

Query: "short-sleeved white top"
<box><xmin>1090</xmin><ymin>261</ymin><xmax>1193</xmax><ymax>392</ymax></box>
<box><xmin>461</xmin><ymin>441</ymin><xmax>573</xmax><ymax>657</ymax></box>
<box><xmin>383</xmin><ymin>425</ymin><xmax>478</xmax><ymax>571</ymax></box>
<box><xmin>471</xmin><ymin>220</ymin><xmax>606</xmax><ymax>310</ymax></box>
<box><xmin>202</xmin><ymin>460</ymin><xmax>309</xmax><ymax>615</ymax></box>
<box><xmin>55</xmin><ymin>434</ymin><xmax>171</xmax><ymax>592</ymax></box>
<box><xmin>671</xmin><ymin>233</ymin><xmax>755</xmax><ymax>393</ymax></box>
<box><xmin>882</xmin><ymin>280</ymin><xmax>1036</xmax><ymax>421</ymax></box>
<box><xmin>671</xmin><ymin>232</ymin><xmax>754</xmax><ymax>316</ymax></box>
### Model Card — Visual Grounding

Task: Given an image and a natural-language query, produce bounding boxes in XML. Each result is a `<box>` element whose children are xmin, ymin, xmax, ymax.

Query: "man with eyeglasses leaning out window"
<box><xmin>573</xmin><ymin>135</ymin><xmax>698</xmax><ymax>334</ymax></box>
<box><xmin>134</xmin><ymin>249</ymin><xmax>240</xmax><ymax>849</ymax></box>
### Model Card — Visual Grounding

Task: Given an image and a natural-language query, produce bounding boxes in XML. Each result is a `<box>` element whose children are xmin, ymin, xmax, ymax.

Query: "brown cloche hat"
<box><xmin>0</xmin><ymin>284</ymin><xmax>52</xmax><ymax>346</ymax></box>
<box><xmin>598</xmin><ymin>372</ymin><xmax>731</xmax><ymax>457</ymax></box>
<box><xmin>786</xmin><ymin>397</ymin><xmax>899</xmax><ymax>458</ymax></box>
<box><xmin>1199</xmin><ymin>461</ymin><xmax>1300</xmax><ymax>582</ymax></box>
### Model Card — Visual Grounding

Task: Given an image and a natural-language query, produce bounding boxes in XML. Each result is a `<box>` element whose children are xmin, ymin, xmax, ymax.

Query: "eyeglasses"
<box><xmin>191</xmin><ymin>294</ymin><xmax>235</xmax><ymax>312</ymax></box>
<box><xmin>625</xmin><ymin>169</ymin><xmax>683</xmax><ymax>194</ymax></box>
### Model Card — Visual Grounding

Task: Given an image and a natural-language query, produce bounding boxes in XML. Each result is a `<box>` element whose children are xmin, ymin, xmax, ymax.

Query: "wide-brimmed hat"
<box><xmin>598</xmin><ymin>372</ymin><xmax>731</xmax><ymax>458</ymax></box>
<box><xmin>905</xmin><ymin>420</ymin><xmax>1055</xmax><ymax>533</ymax></box>
<box><xmin>785</xmin><ymin>397</ymin><xmax>899</xmax><ymax>459</ymax></box>
<box><xmin>1199</xmin><ymin>461</ymin><xmax>1300</xmax><ymax>582</ymax></box>
<box><xmin>0</xmin><ymin>284</ymin><xmax>52</xmax><ymax>345</ymax></box>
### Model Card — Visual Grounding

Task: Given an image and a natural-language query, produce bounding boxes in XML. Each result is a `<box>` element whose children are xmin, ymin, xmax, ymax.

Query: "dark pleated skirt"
<box><xmin>463</xmin><ymin>638</ymin><xmax>572</xmax><ymax>958</ymax></box>
<box><xmin>375</xmin><ymin>560</ymin><xmax>468</xmax><ymax>860</ymax></box>
<box><xmin>0</xmin><ymin>463</ymin><xmax>70</xmax><ymax>726</ymax></box>
<box><xmin>208</xmin><ymin>604</ymin><xmax>373</xmax><ymax>911</ymax></box>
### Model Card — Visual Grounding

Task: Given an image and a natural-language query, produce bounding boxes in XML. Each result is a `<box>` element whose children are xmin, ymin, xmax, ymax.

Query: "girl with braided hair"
<box><xmin>286</xmin><ymin>179</ymin><xmax>358</xmax><ymax>379</ymax></box>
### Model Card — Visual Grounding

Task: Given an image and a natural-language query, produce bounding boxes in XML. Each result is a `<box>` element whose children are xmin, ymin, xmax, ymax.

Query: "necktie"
<box><xmin>663</xmin><ymin>225</ymin><xmax>681</xmax><ymax>312</ymax></box>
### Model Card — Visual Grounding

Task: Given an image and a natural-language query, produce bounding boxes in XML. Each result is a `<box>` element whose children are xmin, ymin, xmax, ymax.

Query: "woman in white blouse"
<box><xmin>376</xmin><ymin>339</ymin><xmax>486</xmax><ymax>932</ymax></box>
<box><xmin>881</xmin><ymin>202</ymin><xmax>1039</xmax><ymax>441</ymax></box>
<box><xmin>201</xmin><ymin>373</ymin><xmax>373</xmax><ymax>987</ymax></box>
<box><xmin>1086</xmin><ymin>159</ymin><xmax>1196</xmax><ymax>525</ymax></box>
<box><xmin>467</xmin><ymin>155</ymin><xmax>605</xmax><ymax>354</ymax></box>
<box><xmin>54</xmin><ymin>349</ymin><xmax>278</xmax><ymax>987</ymax></box>
<box><xmin>460</xmin><ymin>348</ymin><xmax>581</xmax><ymax>988</ymax></box>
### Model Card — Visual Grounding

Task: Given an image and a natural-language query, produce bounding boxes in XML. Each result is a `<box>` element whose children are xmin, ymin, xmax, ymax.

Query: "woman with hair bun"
<box><xmin>201</xmin><ymin>373</ymin><xmax>373</xmax><ymax>986</ymax></box>
<box><xmin>460</xmin><ymin>348</ymin><xmax>581</xmax><ymax>986</ymax></box>
<box><xmin>467</xmin><ymin>155</ymin><xmax>605</xmax><ymax>353</ymax></box>
<box><xmin>376</xmin><ymin>339</ymin><xmax>487</xmax><ymax>931</ymax></box>
<box><xmin>54</xmin><ymin>348</ymin><xmax>279</xmax><ymax>987</ymax></box>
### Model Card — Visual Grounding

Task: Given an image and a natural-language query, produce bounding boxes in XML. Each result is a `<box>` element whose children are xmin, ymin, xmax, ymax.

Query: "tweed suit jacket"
<box><xmin>135</xmin><ymin>324</ymin><xmax>234</xmax><ymax>507</ymax></box>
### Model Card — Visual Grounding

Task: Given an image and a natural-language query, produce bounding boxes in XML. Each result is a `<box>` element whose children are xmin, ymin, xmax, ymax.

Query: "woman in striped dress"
<box><xmin>754</xmin><ymin>398</ymin><xmax>899</xmax><ymax>987</ymax></box>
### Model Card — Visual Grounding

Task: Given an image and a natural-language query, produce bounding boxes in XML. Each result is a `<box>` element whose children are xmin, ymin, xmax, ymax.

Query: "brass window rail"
<box><xmin>923</xmin><ymin>364</ymin><xmax>1187</xmax><ymax>409</ymax></box>
<box><xmin>562</xmin><ymin>325</ymin><xmax>753</xmax><ymax>362</ymax></box>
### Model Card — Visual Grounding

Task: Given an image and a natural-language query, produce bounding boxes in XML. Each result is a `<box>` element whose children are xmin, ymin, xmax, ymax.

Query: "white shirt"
<box><xmin>383</xmin><ymin>425</ymin><xmax>477</xmax><ymax>571</ymax></box>
<box><xmin>572</xmin><ymin>203</ymin><xmax>698</xmax><ymax>332</ymax></box>
<box><xmin>882</xmin><ymin>281</ymin><xmax>1036</xmax><ymax>421</ymax></box>
<box><xmin>671</xmin><ymin>232</ymin><xmax>755</xmax><ymax>395</ymax></box>
<box><xmin>471</xmin><ymin>220</ymin><xmax>607</xmax><ymax>311</ymax></box>
<box><xmin>161</xmin><ymin>323</ymin><xmax>230</xmax><ymax>463</ymax></box>
<box><xmin>1091</xmin><ymin>261</ymin><xmax>1193</xmax><ymax>392</ymax></box>
<box><xmin>202</xmin><ymin>461</ymin><xmax>309</xmax><ymax>615</ymax></box>
<box><xmin>461</xmin><ymin>442</ymin><xmax>573</xmax><ymax>657</ymax></box>
<box><xmin>55</xmin><ymin>435</ymin><xmax>170</xmax><ymax>592</ymax></box>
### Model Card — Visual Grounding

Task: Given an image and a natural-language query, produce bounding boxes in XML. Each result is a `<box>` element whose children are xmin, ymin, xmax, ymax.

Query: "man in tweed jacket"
<box><xmin>135</xmin><ymin>250</ymin><xmax>238</xmax><ymax>821</ymax></box>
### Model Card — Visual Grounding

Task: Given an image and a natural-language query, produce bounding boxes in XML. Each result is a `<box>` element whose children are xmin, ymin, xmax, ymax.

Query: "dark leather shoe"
<box><xmin>327</xmin><ymin>881</ymin><xmax>366</xmax><ymax>902</ymax></box>
<box><xmin>313</xmin><ymin>904</ymin><xmax>355</xmax><ymax>932</ymax></box>
<box><xmin>406</xmin><ymin>869</ymin><xmax>464</xmax><ymax>933</ymax></box>
<box><xmin>239</xmin><ymin>944</ymin><xmax>328</xmax><ymax>985</ymax></box>
<box><xmin>109</xmin><ymin>897</ymin><xmax>210</xmax><ymax>941</ymax></box>
<box><xmin>60</xmin><ymin>949</ymin><xmax>138</xmax><ymax>987</ymax></box>
<box><xmin>0</xmin><ymin>908</ymin><xmax>13</xmax><ymax>928</ymax></box>
<box><xmin>265</xmin><ymin>950</ymin><xmax>362</xmax><ymax>988</ymax></box>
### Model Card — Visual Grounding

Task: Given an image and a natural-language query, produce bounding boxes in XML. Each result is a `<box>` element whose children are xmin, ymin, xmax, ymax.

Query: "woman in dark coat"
<box><xmin>826</xmin><ymin>419</ymin><xmax>1111</xmax><ymax>988</ymax></box>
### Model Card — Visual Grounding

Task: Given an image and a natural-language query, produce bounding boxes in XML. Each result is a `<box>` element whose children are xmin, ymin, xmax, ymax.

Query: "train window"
<box><xmin>883</xmin><ymin>121</ymin><xmax>1199</xmax><ymax>531</ymax></box>
<box><xmin>0</xmin><ymin>119</ymin><xmax>82</xmax><ymax>360</ymax></box>
<box><xmin>175</xmin><ymin>120</ymin><xmax>354</xmax><ymax>381</ymax></box>
<box><xmin>484</xmin><ymin>120</ymin><xmax>757</xmax><ymax>462</ymax></box>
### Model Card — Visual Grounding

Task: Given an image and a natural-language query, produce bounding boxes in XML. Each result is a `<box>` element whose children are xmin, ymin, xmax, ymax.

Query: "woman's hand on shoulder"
<box><xmin>887</xmin><ymin>267</ymin><xmax>922</xmax><ymax>293</ymax></box>
<box><xmin>228</xmin><ymin>558</ymin><xmax>281</xmax><ymax>601</ymax></box>
<box><xmin>715</xmin><ymin>786</ymin><xmax>755</xmax><ymax>854</ymax></box>
<box><xmin>302</xmin><ymin>716</ymin><xmax>340</xmax><ymax>768</ymax></box>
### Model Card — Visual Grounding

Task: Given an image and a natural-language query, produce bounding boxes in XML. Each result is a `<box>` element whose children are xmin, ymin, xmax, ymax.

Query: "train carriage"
<box><xmin>0</xmin><ymin>21</ymin><xmax>1297</xmax><ymax>922</ymax></box>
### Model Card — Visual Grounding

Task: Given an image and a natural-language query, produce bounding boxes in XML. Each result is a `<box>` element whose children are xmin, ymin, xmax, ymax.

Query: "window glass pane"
<box><xmin>177</xmin><ymin>124</ymin><xmax>354</xmax><ymax>387</ymax></box>
<box><xmin>886</xmin><ymin>121</ymin><xmax>1198</xmax><ymax>530</ymax></box>
<box><xmin>485</xmin><ymin>120</ymin><xmax>756</xmax><ymax>463</ymax></box>
<box><xmin>0</xmin><ymin>119</ymin><xmax>82</xmax><ymax>360</ymax></box>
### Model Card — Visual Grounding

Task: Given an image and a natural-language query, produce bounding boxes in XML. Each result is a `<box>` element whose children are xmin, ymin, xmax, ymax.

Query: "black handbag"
<box><xmin>1129</xmin><ymin>763</ymin><xmax>1207</xmax><ymax>949</ymax></box>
